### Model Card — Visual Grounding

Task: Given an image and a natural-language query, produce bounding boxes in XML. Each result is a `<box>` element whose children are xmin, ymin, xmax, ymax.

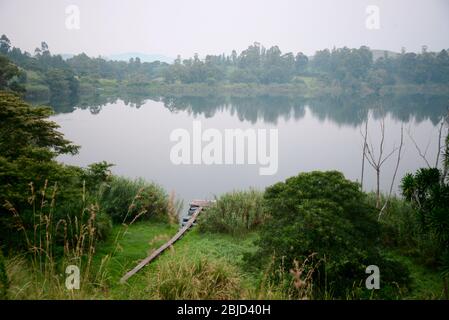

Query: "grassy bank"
<box><xmin>3</xmin><ymin>217</ymin><xmax>445</xmax><ymax>300</ymax></box>
<box><xmin>94</xmin><ymin>221</ymin><xmax>260</xmax><ymax>299</ymax></box>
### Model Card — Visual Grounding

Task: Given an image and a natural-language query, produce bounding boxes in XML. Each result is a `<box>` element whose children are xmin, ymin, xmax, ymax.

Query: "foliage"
<box><xmin>0</xmin><ymin>91</ymin><xmax>115</xmax><ymax>250</ymax></box>
<box><xmin>246</xmin><ymin>171</ymin><xmax>410</xmax><ymax>298</ymax></box>
<box><xmin>98</xmin><ymin>176</ymin><xmax>169</xmax><ymax>223</ymax></box>
<box><xmin>401</xmin><ymin>167</ymin><xmax>449</xmax><ymax>270</ymax></box>
<box><xmin>369</xmin><ymin>194</ymin><xmax>421</xmax><ymax>251</ymax></box>
<box><xmin>81</xmin><ymin>161</ymin><xmax>114</xmax><ymax>192</ymax></box>
<box><xmin>0</xmin><ymin>91</ymin><xmax>79</xmax><ymax>160</ymax></box>
<box><xmin>198</xmin><ymin>189</ymin><xmax>267</xmax><ymax>236</ymax></box>
<box><xmin>0</xmin><ymin>54</ymin><xmax>25</xmax><ymax>93</ymax></box>
<box><xmin>0</xmin><ymin>91</ymin><xmax>81</xmax><ymax>243</ymax></box>
<box><xmin>2</xmin><ymin>33</ymin><xmax>449</xmax><ymax>100</ymax></box>
<box><xmin>45</xmin><ymin>67</ymin><xmax>79</xmax><ymax>103</ymax></box>
<box><xmin>145</xmin><ymin>255</ymin><xmax>242</xmax><ymax>299</ymax></box>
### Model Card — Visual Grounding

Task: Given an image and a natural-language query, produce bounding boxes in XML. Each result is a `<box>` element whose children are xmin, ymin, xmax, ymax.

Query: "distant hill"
<box><xmin>107</xmin><ymin>52</ymin><xmax>174</xmax><ymax>63</ymax></box>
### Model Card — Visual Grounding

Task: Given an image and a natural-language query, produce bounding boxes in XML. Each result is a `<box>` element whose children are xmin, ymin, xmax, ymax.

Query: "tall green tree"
<box><xmin>0</xmin><ymin>55</ymin><xmax>25</xmax><ymax>93</ymax></box>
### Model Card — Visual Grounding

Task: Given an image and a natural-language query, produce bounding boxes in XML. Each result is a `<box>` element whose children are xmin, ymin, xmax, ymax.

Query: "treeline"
<box><xmin>2</xmin><ymin>34</ymin><xmax>449</xmax><ymax>99</ymax></box>
<box><xmin>312</xmin><ymin>46</ymin><xmax>449</xmax><ymax>90</ymax></box>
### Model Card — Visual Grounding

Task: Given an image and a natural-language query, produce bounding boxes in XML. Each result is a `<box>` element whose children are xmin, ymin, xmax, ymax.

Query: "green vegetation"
<box><xmin>145</xmin><ymin>256</ymin><xmax>242</xmax><ymax>299</ymax></box>
<box><xmin>245</xmin><ymin>171</ymin><xmax>410</xmax><ymax>299</ymax></box>
<box><xmin>1</xmin><ymin>36</ymin><xmax>449</xmax><ymax>300</ymax></box>
<box><xmin>2</xmin><ymin>34</ymin><xmax>449</xmax><ymax>109</ymax></box>
<box><xmin>401</xmin><ymin>167</ymin><xmax>449</xmax><ymax>280</ymax></box>
<box><xmin>198</xmin><ymin>189</ymin><xmax>267</xmax><ymax>236</ymax></box>
<box><xmin>98</xmin><ymin>176</ymin><xmax>169</xmax><ymax>224</ymax></box>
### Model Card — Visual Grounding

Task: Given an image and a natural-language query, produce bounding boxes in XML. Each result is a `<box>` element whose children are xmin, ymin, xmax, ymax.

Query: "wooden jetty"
<box><xmin>119</xmin><ymin>200</ymin><xmax>213</xmax><ymax>283</ymax></box>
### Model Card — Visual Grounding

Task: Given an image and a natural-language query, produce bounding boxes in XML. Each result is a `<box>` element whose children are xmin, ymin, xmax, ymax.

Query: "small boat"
<box><xmin>180</xmin><ymin>199</ymin><xmax>215</xmax><ymax>228</ymax></box>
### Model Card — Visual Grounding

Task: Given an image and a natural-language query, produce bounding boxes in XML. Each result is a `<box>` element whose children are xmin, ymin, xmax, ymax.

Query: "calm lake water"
<box><xmin>50</xmin><ymin>94</ymin><xmax>446</xmax><ymax>207</ymax></box>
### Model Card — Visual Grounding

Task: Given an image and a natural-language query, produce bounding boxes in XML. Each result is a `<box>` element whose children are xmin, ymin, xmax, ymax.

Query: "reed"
<box><xmin>1</xmin><ymin>180</ymin><xmax>109</xmax><ymax>298</ymax></box>
<box><xmin>198</xmin><ymin>189</ymin><xmax>267</xmax><ymax>236</ymax></box>
<box><xmin>144</xmin><ymin>254</ymin><xmax>242</xmax><ymax>299</ymax></box>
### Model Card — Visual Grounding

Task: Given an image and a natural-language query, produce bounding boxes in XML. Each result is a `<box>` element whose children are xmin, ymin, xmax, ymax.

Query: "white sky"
<box><xmin>0</xmin><ymin>0</ymin><xmax>448</xmax><ymax>58</ymax></box>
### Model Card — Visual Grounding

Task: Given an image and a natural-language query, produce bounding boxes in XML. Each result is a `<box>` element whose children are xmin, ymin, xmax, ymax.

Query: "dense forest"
<box><xmin>2</xmin><ymin>34</ymin><xmax>449</xmax><ymax>106</ymax></box>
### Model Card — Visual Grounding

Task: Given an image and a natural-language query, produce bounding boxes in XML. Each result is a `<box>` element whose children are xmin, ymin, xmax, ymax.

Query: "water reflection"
<box><xmin>39</xmin><ymin>91</ymin><xmax>448</xmax><ymax>126</ymax></box>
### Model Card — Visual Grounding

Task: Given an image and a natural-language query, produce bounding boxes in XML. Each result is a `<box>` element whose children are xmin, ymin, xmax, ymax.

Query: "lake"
<box><xmin>50</xmin><ymin>93</ymin><xmax>446</xmax><ymax>208</ymax></box>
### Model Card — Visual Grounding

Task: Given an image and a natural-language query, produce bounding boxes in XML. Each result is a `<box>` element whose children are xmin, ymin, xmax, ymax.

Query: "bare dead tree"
<box><xmin>407</xmin><ymin>113</ymin><xmax>449</xmax><ymax>170</ymax></box>
<box><xmin>407</xmin><ymin>127</ymin><xmax>432</xmax><ymax>168</ymax></box>
<box><xmin>360</xmin><ymin>117</ymin><xmax>369</xmax><ymax>192</ymax></box>
<box><xmin>441</xmin><ymin>113</ymin><xmax>449</xmax><ymax>184</ymax></box>
<box><xmin>435</xmin><ymin>119</ymin><xmax>445</xmax><ymax>167</ymax></box>
<box><xmin>379</xmin><ymin>124</ymin><xmax>404</xmax><ymax>220</ymax></box>
<box><xmin>361</xmin><ymin>116</ymin><xmax>399</xmax><ymax>208</ymax></box>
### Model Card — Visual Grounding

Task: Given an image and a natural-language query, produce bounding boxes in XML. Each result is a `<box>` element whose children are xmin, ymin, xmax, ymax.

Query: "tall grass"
<box><xmin>369</xmin><ymin>192</ymin><xmax>441</xmax><ymax>266</ymax></box>
<box><xmin>198</xmin><ymin>189</ymin><xmax>267</xmax><ymax>236</ymax></box>
<box><xmin>98</xmin><ymin>177</ymin><xmax>169</xmax><ymax>224</ymax></box>
<box><xmin>247</xmin><ymin>254</ymin><xmax>323</xmax><ymax>300</ymax></box>
<box><xmin>3</xmin><ymin>180</ymin><xmax>111</xmax><ymax>298</ymax></box>
<box><xmin>144</xmin><ymin>254</ymin><xmax>242</xmax><ymax>299</ymax></box>
<box><xmin>1</xmin><ymin>176</ymin><xmax>177</xmax><ymax>299</ymax></box>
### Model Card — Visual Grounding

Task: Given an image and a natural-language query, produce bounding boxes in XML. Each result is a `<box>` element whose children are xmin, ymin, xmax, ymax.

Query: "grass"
<box><xmin>5</xmin><ymin>216</ymin><xmax>445</xmax><ymax>299</ymax></box>
<box><xmin>383</xmin><ymin>250</ymin><xmax>446</xmax><ymax>299</ymax></box>
<box><xmin>92</xmin><ymin>221</ymin><xmax>328</xmax><ymax>300</ymax></box>
<box><xmin>97</xmin><ymin>219</ymin><xmax>447</xmax><ymax>300</ymax></box>
<box><xmin>198</xmin><ymin>189</ymin><xmax>267</xmax><ymax>236</ymax></box>
<box><xmin>94</xmin><ymin>221</ymin><xmax>177</xmax><ymax>284</ymax></box>
<box><xmin>2</xmin><ymin>184</ymin><xmax>445</xmax><ymax>300</ymax></box>
<box><xmin>90</xmin><ymin>220</ymin><xmax>260</xmax><ymax>299</ymax></box>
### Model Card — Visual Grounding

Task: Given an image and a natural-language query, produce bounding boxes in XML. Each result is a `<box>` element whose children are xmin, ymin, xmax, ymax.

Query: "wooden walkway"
<box><xmin>119</xmin><ymin>200</ymin><xmax>210</xmax><ymax>283</ymax></box>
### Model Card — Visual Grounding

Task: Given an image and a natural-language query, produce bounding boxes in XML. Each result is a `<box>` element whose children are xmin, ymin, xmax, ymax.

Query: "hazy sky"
<box><xmin>0</xmin><ymin>0</ymin><xmax>448</xmax><ymax>58</ymax></box>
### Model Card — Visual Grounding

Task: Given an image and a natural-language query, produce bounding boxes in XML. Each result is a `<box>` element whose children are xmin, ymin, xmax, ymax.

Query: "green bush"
<box><xmin>368</xmin><ymin>194</ymin><xmax>418</xmax><ymax>247</ymax></box>
<box><xmin>198</xmin><ymin>189</ymin><xmax>267</xmax><ymax>236</ymax></box>
<box><xmin>246</xmin><ymin>171</ymin><xmax>410</xmax><ymax>299</ymax></box>
<box><xmin>98</xmin><ymin>176</ymin><xmax>169</xmax><ymax>223</ymax></box>
<box><xmin>401</xmin><ymin>168</ymin><xmax>449</xmax><ymax>270</ymax></box>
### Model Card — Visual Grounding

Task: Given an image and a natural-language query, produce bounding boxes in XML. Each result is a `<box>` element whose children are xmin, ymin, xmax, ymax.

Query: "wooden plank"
<box><xmin>119</xmin><ymin>206</ymin><xmax>203</xmax><ymax>283</ymax></box>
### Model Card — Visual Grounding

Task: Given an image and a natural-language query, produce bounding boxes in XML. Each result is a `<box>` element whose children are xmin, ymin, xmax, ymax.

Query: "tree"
<box><xmin>401</xmin><ymin>115</ymin><xmax>449</xmax><ymax>285</ymax></box>
<box><xmin>0</xmin><ymin>91</ymin><xmax>79</xmax><ymax>206</ymax></box>
<box><xmin>360</xmin><ymin>113</ymin><xmax>401</xmax><ymax>209</ymax></box>
<box><xmin>45</xmin><ymin>68</ymin><xmax>79</xmax><ymax>102</ymax></box>
<box><xmin>0</xmin><ymin>55</ymin><xmax>25</xmax><ymax>93</ymax></box>
<box><xmin>295</xmin><ymin>52</ymin><xmax>308</xmax><ymax>74</ymax></box>
<box><xmin>247</xmin><ymin>171</ymin><xmax>409</xmax><ymax>298</ymax></box>
<box><xmin>0</xmin><ymin>34</ymin><xmax>11</xmax><ymax>55</ymax></box>
<box><xmin>0</xmin><ymin>89</ymin><xmax>117</xmax><ymax>251</ymax></box>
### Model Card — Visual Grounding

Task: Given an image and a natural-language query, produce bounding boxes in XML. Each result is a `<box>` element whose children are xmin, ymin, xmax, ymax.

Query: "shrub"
<box><xmin>98</xmin><ymin>176</ymin><xmax>169</xmax><ymax>223</ymax></box>
<box><xmin>401</xmin><ymin>167</ymin><xmax>449</xmax><ymax>270</ymax></box>
<box><xmin>370</xmin><ymin>194</ymin><xmax>417</xmax><ymax>247</ymax></box>
<box><xmin>145</xmin><ymin>255</ymin><xmax>242</xmax><ymax>299</ymax></box>
<box><xmin>198</xmin><ymin>189</ymin><xmax>267</xmax><ymax>236</ymax></box>
<box><xmin>246</xmin><ymin>171</ymin><xmax>410</xmax><ymax>299</ymax></box>
<box><xmin>2</xmin><ymin>181</ymin><xmax>114</xmax><ymax>298</ymax></box>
